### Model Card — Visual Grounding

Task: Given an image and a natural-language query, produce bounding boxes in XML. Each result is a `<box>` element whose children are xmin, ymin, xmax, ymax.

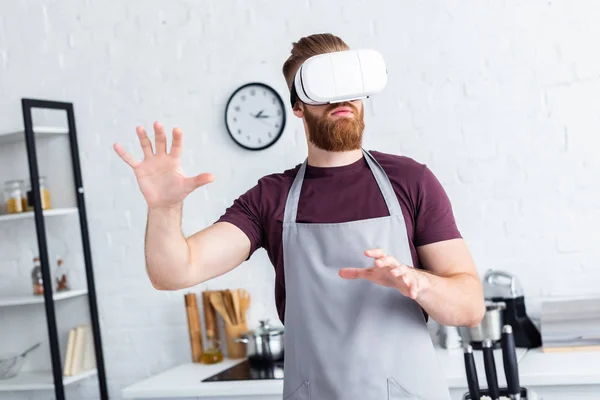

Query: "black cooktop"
<box><xmin>202</xmin><ymin>359</ymin><xmax>284</xmax><ymax>382</ymax></box>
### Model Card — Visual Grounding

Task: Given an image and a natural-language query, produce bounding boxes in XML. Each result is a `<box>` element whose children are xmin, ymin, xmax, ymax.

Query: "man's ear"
<box><xmin>292</xmin><ymin>102</ymin><xmax>304</xmax><ymax>118</ymax></box>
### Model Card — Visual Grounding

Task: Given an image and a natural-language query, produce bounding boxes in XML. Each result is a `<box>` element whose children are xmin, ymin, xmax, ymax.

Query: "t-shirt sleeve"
<box><xmin>414</xmin><ymin>166</ymin><xmax>462</xmax><ymax>246</ymax></box>
<box><xmin>214</xmin><ymin>182</ymin><xmax>264</xmax><ymax>260</ymax></box>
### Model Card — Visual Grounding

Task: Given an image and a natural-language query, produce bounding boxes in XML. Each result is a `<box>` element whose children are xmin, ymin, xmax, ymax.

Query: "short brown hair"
<box><xmin>282</xmin><ymin>33</ymin><xmax>350</xmax><ymax>104</ymax></box>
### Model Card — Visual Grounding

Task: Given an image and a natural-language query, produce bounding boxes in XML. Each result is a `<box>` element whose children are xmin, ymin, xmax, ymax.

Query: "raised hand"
<box><xmin>113</xmin><ymin>121</ymin><xmax>214</xmax><ymax>210</ymax></box>
<box><xmin>338</xmin><ymin>248</ymin><xmax>425</xmax><ymax>300</ymax></box>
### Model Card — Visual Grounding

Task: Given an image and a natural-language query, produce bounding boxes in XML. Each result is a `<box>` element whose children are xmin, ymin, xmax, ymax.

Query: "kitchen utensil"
<box><xmin>463</xmin><ymin>345</ymin><xmax>481</xmax><ymax>400</ymax></box>
<box><xmin>223</xmin><ymin>290</ymin><xmax>237</xmax><ymax>325</ymax></box>
<box><xmin>238</xmin><ymin>289</ymin><xmax>251</xmax><ymax>323</ymax></box>
<box><xmin>0</xmin><ymin>342</ymin><xmax>41</xmax><ymax>379</ymax></box>
<box><xmin>502</xmin><ymin>325</ymin><xmax>521</xmax><ymax>400</ymax></box>
<box><xmin>184</xmin><ymin>293</ymin><xmax>204</xmax><ymax>363</ymax></box>
<box><xmin>210</xmin><ymin>292</ymin><xmax>233</xmax><ymax>326</ymax></box>
<box><xmin>225</xmin><ymin>320</ymin><xmax>248</xmax><ymax>359</ymax></box>
<box><xmin>230</xmin><ymin>289</ymin><xmax>241</xmax><ymax>324</ymax></box>
<box><xmin>458</xmin><ymin>301</ymin><xmax>506</xmax><ymax>349</ymax></box>
<box><xmin>482</xmin><ymin>338</ymin><xmax>500</xmax><ymax>400</ymax></box>
<box><xmin>235</xmin><ymin>319</ymin><xmax>284</xmax><ymax>363</ymax></box>
<box><xmin>483</xmin><ymin>269</ymin><xmax>541</xmax><ymax>349</ymax></box>
<box><xmin>211</xmin><ymin>291</ymin><xmax>247</xmax><ymax>359</ymax></box>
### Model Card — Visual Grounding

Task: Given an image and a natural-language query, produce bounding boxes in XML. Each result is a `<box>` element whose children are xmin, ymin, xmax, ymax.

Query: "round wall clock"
<box><xmin>225</xmin><ymin>82</ymin><xmax>286</xmax><ymax>150</ymax></box>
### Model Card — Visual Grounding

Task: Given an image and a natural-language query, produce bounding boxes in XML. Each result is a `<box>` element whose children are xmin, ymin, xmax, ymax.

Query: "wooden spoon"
<box><xmin>209</xmin><ymin>292</ymin><xmax>233</xmax><ymax>326</ymax></box>
<box><xmin>230</xmin><ymin>289</ymin><xmax>241</xmax><ymax>325</ymax></box>
<box><xmin>223</xmin><ymin>290</ymin><xmax>237</xmax><ymax>325</ymax></box>
<box><xmin>238</xmin><ymin>289</ymin><xmax>251</xmax><ymax>323</ymax></box>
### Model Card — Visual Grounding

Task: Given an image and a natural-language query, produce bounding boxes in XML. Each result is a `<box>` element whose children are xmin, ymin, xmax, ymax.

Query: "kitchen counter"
<box><xmin>122</xmin><ymin>347</ymin><xmax>600</xmax><ymax>400</ymax></box>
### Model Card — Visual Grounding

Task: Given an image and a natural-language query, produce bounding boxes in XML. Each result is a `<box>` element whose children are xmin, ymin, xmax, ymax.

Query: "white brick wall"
<box><xmin>1</xmin><ymin>0</ymin><xmax>599</xmax><ymax>399</ymax></box>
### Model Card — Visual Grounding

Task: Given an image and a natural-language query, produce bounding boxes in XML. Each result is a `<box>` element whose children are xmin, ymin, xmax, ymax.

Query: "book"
<box><xmin>63</xmin><ymin>324</ymin><xmax>96</xmax><ymax>376</ymax></box>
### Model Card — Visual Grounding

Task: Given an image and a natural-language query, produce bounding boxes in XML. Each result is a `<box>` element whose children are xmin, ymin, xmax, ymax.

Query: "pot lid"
<box><xmin>248</xmin><ymin>319</ymin><xmax>284</xmax><ymax>337</ymax></box>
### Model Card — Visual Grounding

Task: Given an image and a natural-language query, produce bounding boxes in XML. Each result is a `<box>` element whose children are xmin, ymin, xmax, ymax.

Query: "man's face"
<box><xmin>300</xmin><ymin>100</ymin><xmax>365</xmax><ymax>152</ymax></box>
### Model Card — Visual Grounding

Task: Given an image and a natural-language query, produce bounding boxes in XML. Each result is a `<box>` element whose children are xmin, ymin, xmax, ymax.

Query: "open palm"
<box><xmin>113</xmin><ymin>121</ymin><xmax>214</xmax><ymax>209</ymax></box>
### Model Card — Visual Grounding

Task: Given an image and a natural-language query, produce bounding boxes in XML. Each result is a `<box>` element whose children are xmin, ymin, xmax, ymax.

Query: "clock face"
<box><xmin>225</xmin><ymin>82</ymin><xmax>286</xmax><ymax>150</ymax></box>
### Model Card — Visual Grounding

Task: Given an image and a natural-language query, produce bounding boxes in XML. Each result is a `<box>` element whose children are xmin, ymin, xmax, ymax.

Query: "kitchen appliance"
<box><xmin>234</xmin><ymin>319</ymin><xmax>284</xmax><ymax>363</ymax></box>
<box><xmin>202</xmin><ymin>359</ymin><xmax>284</xmax><ymax>382</ymax></box>
<box><xmin>483</xmin><ymin>270</ymin><xmax>541</xmax><ymax>349</ymax></box>
<box><xmin>462</xmin><ymin>325</ymin><xmax>538</xmax><ymax>400</ymax></box>
<box><xmin>459</xmin><ymin>301</ymin><xmax>506</xmax><ymax>350</ymax></box>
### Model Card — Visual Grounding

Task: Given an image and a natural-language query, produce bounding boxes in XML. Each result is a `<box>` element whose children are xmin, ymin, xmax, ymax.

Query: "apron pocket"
<box><xmin>387</xmin><ymin>377</ymin><xmax>424</xmax><ymax>400</ymax></box>
<box><xmin>284</xmin><ymin>380</ymin><xmax>310</xmax><ymax>400</ymax></box>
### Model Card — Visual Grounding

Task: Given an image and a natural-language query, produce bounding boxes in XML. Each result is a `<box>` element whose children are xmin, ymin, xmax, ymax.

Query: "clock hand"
<box><xmin>255</xmin><ymin>110</ymin><xmax>264</xmax><ymax>118</ymax></box>
<box><xmin>255</xmin><ymin>118</ymin><xmax>274</xmax><ymax>128</ymax></box>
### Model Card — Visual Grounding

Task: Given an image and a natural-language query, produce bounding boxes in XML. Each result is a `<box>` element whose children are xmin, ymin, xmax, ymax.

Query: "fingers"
<box><xmin>374</xmin><ymin>255</ymin><xmax>400</xmax><ymax>268</ymax></box>
<box><xmin>365</xmin><ymin>248</ymin><xmax>386</xmax><ymax>259</ymax></box>
<box><xmin>113</xmin><ymin>142</ymin><xmax>139</xmax><ymax>168</ymax></box>
<box><xmin>153</xmin><ymin>121</ymin><xmax>167</xmax><ymax>154</ymax></box>
<box><xmin>187</xmin><ymin>172</ymin><xmax>215</xmax><ymax>191</ymax></box>
<box><xmin>338</xmin><ymin>267</ymin><xmax>369</xmax><ymax>280</ymax></box>
<box><xmin>170</xmin><ymin>127</ymin><xmax>183</xmax><ymax>158</ymax></box>
<box><xmin>136</xmin><ymin>125</ymin><xmax>154</xmax><ymax>158</ymax></box>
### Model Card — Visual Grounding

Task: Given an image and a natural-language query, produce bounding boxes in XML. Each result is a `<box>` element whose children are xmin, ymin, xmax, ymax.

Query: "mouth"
<box><xmin>330</xmin><ymin>106</ymin><xmax>354</xmax><ymax>117</ymax></box>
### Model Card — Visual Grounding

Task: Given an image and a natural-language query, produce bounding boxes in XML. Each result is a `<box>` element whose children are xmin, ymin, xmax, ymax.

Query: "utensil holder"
<box><xmin>462</xmin><ymin>387</ymin><xmax>536</xmax><ymax>400</ymax></box>
<box><xmin>225</xmin><ymin>321</ymin><xmax>247</xmax><ymax>359</ymax></box>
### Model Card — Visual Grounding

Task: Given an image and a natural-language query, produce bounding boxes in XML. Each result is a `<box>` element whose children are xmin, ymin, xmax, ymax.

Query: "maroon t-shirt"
<box><xmin>215</xmin><ymin>150</ymin><xmax>462</xmax><ymax>323</ymax></box>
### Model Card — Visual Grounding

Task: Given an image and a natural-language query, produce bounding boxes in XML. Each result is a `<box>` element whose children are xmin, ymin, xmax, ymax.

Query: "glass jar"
<box><xmin>31</xmin><ymin>257</ymin><xmax>44</xmax><ymax>296</ymax></box>
<box><xmin>25</xmin><ymin>177</ymin><xmax>52</xmax><ymax>211</ymax></box>
<box><xmin>4</xmin><ymin>180</ymin><xmax>24</xmax><ymax>214</ymax></box>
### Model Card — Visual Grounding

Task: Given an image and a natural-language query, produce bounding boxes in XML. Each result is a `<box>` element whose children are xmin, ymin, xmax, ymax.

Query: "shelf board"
<box><xmin>0</xmin><ymin>207</ymin><xmax>78</xmax><ymax>223</ymax></box>
<box><xmin>0</xmin><ymin>126</ymin><xmax>69</xmax><ymax>145</ymax></box>
<box><xmin>0</xmin><ymin>369</ymin><xmax>97</xmax><ymax>391</ymax></box>
<box><xmin>0</xmin><ymin>289</ymin><xmax>88</xmax><ymax>307</ymax></box>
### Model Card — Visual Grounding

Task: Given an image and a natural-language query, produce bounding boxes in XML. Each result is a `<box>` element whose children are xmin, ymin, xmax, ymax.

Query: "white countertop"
<box><xmin>121</xmin><ymin>359</ymin><xmax>282</xmax><ymax>398</ymax></box>
<box><xmin>121</xmin><ymin>347</ymin><xmax>600</xmax><ymax>398</ymax></box>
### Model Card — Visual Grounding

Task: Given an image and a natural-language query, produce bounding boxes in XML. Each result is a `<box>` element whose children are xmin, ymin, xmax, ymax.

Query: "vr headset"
<box><xmin>290</xmin><ymin>48</ymin><xmax>388</xmax><ymax>107</ymax></box>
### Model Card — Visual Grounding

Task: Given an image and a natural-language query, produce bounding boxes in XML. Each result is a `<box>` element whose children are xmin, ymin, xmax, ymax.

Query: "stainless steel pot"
<box><xmin>235</xmin><ymin>319</ymin><xmax>284</xmax><ymax>362</ymax></box>
<box><xmin>459</xmin><ymin>301</ymin><xmax>506</xmax><ymax>343</ymax></box>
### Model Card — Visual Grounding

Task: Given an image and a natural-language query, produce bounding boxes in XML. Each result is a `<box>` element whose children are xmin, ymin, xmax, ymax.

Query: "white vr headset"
<box><xmin>290</xmin><ymin>48</ymin><xmax>388</xmax><ymax>107</ymax></box>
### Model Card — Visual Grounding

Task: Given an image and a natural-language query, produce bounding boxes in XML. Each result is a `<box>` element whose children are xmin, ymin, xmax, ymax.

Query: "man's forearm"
<box><xmin>145</xmin><ymin>204</ymin><xmax>192</xmax><ymax>289</ymax></box>
<box><xmin>414</xmin><ymin>270</ymin><xmax>485</xmax><ymax>327</ymax></box>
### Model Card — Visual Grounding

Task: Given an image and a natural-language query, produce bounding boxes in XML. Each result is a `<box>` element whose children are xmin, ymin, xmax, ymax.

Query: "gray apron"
<box><xmin>281</xmin><ymin>149</ymin><xmax>451</xmax><ymax>400</ymax></box>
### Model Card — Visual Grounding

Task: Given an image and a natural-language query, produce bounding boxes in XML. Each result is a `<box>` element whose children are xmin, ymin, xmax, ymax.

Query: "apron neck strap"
<box><xmin>283</xmin><ymin>149</ymin><xmax>403</xmax><ymax>223</ymax></box>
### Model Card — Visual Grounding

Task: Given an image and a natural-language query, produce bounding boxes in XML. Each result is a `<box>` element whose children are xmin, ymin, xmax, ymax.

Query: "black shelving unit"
<box><xmin>20</xmin><ymin>98</ymin><xmax>108</xmax><ymax>399</ymax></box>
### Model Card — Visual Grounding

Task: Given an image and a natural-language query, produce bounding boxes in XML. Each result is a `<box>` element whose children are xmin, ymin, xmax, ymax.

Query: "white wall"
<box><xmin>0</xmin><ymin>0</ymin><xmax>599</xmax><ymax>399</ymax></box>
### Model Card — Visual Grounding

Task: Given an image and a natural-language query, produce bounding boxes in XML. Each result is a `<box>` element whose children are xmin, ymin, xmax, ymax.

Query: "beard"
<box><xmin>304</xmin><ymin>102</ymin><xmax>365</xmax><ymax>152</ymax></box>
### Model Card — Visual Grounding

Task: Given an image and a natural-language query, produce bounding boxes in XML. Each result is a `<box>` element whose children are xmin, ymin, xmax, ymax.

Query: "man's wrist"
<box><xmin>413</xmin><ymin>268</ymin><xmax>432</xmax><ymax>302</ymax></box>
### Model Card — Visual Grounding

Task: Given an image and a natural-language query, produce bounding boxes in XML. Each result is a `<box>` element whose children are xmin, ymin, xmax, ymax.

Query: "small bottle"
<box><xmin>201</xmin><ymin>337</ymin><xmax>224</xmax><ymax>364</ymax></box>
<box><xmin>55</xmin><ymin>257</ymin><xmax>70</xmax><ymax>292</ymax></box>
<box><xmin>31</xmin><ymin>257</ymin><xmax>44</xmax><ymax>296</ymax></box>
